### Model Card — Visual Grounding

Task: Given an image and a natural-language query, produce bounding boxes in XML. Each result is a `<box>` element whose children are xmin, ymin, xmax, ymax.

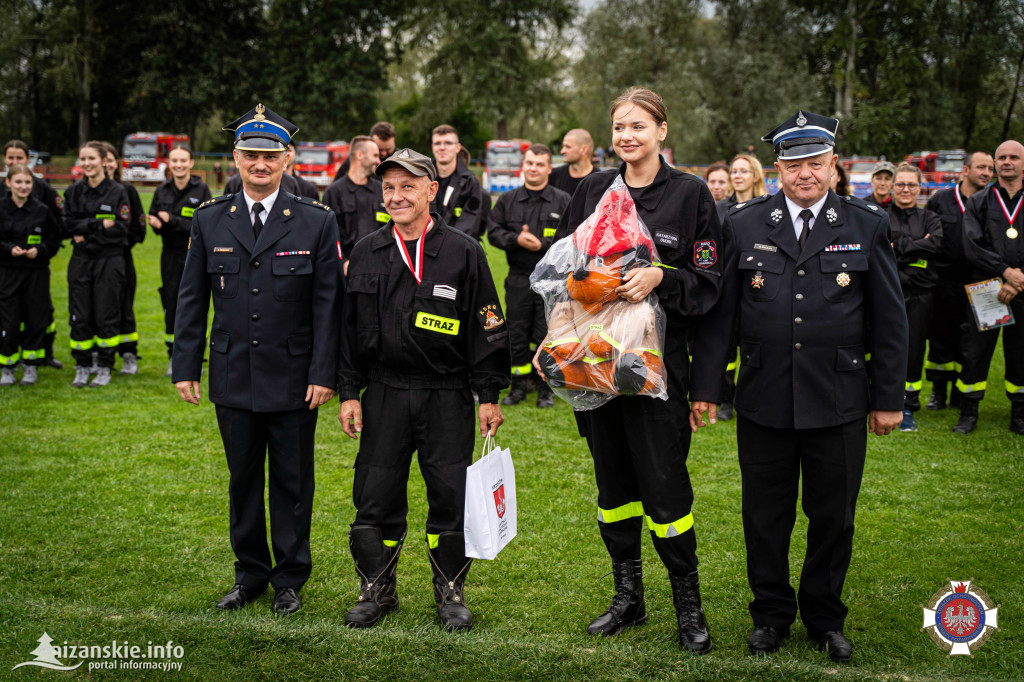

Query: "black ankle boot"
<box><xmin>427</xmin><ymin>532</ymin><xmax>473</xmax><ymax>631</ymax></box>
<box><xmin>587</xmin><ymin>559</ymin><xmax>647</xmax><ymax>635</ymax></box>
<box><xmin>926</xmin><ymin>381</ymin><xmax>947</xmax><ymax>410</ymax></box>
<box><xmin>502</xmin><ymin>376</ymin><xmax>527</xmax><ymax>406</ymax></box>
<box><xmin>345</xmin><ymin>526</ymin><xmax>403</xmax><ymax>628</ymax></box>
<box><xmin>669</xmin><ymin>571</ymin><xmax>713</xmax><ymax>654</ymax></box>
<box><xmin>953</xmin><ymin>399</ymin><xmax>979</xmax><ymax>434</ymax></box>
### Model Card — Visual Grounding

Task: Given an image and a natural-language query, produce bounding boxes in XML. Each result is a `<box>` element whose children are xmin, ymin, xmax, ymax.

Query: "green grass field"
<box><xmin>1</xmin><ymin>189</ymin><xmax>1021</xmax><ymax>680</ymax></box>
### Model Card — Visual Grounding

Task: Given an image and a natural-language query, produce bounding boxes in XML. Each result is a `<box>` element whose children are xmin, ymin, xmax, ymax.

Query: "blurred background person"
<box><xmin>703</xmin><ymin>162</ymin><xmax>730</xmax><ymax>203</ymax></box>
<box><xmin>550</xmin><ymin>128</ymin><xmax>596</xmax><ymax>197</ymax></box>
<box><xmin>869</xmin><ymin>161</ymin><xmax>895</xmax><ymax>207</ymax></box>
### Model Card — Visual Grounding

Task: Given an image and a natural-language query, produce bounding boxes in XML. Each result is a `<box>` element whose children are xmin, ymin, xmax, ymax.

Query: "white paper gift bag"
<box><xmin>464</xmin><ymin>436</ymin><xmax>517</xmax><ymax>560</ymax></box>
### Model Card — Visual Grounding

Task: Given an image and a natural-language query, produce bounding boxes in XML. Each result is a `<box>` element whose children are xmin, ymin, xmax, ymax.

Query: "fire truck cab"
<box><xmin>122</xmin><ymin>132</ymin><xmax>190</xmax><ymax>183</ymax></box>
<box><xmin>483</xmin><ymin>139</ymin><xmax>530</xmax><ymax>195</ymax></box>
<box><xmin>295</xmin><ymin>140</ymin><xmax>349</xmax><ymax>188</ymax></box>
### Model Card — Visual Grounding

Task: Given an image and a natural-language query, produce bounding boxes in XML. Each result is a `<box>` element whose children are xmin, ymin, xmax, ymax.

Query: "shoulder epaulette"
<box><xmin>842</xmin><ymin>194</ymin><xmax>885</xmax><ymax>215</ymax></box>
<box><xmin>730</xmin><ymin>194</ymin><xmax>771</xmax><ymax>213</ymax></box>
<box><xmin>197</xmin><ymin>194</ymin><xmax>232</xmax><ymax>210</ymax></box>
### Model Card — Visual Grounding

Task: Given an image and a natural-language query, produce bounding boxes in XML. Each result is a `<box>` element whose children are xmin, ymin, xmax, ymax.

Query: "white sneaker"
<box><xmin>72</xmin><ymin>366</ymin><xmax>90</xmax><ymax>387</ymax></box>
<box><xmin>89</xmin><ymin>367</ymin><xmax>112</xmax><ymax>387</ymax></box>
<box><xmin>119</xmin><ymin>352</ymin><xmax>139</xmax><ymax>375</ymax></box>
<box><xmin>20</xmin><ymin>365</ymin><xmax>38</xmax><ymax>385</ymax></box>
<box><xmin>0</xmin><ymin>367</ymin><xmax>15</xmax><ymax>386</ymax></box>
<box><xmin>165</xmin><ymin>358</ymin><xmax>173</xmax><ymax>377</ymax></box>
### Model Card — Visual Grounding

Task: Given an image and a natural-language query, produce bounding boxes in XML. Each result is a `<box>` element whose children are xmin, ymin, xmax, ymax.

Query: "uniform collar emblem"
<box><xmin>735</xmin><ymin>202</ymin><xmax>746</xmax><ymax>209</ymax></box>
<box><xmin>826</xmin><ymin>207</ymin><xmax>838</xmax><ymax>223</ymax></box>
<box><xmin>771</xmin><ymin>208</ymin><xmax>783</xmax><ymax>223</ymax></box>
<box><xmin>869</xmin><ymin>204</ymin><xmax>878</xmax><ymax>211</ymax></box>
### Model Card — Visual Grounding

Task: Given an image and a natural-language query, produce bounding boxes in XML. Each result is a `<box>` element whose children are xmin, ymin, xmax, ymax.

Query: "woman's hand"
<box><xmin>616</xmin><ymin>266</ymin><xmax>663</xmax><ymax>303</ymax></box>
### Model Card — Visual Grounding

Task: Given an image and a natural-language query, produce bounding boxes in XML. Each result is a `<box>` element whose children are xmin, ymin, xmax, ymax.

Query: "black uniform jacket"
<box><xmin>0</xmin><ymin>194</ymin><xmax>61</xmax><ymax>268</ymax></box>
<box><xmin>549</xmin><ymin>164</ymin><xmax>596</xmax><ymax>198</ymax></box>
<box><xmin>886</xmin><ymin>204</ymin><xmax>942</xmax><ymax>292</ymax></box>
<box><xmin>963</xmin><ymin>183</ymin><xmax>1024</xmax><ymax>280</ymax></box>
<box><xmin>149</xmin><ymin>176</ymin><xmax>213</xmax><ymax>251</ymax></box>
<box><xmin>429</xmin><ymin>159</ymin><xmax>486</xmax><ymax>240</ymax></box>
<box><xmin>715</xmin><ymin>194</ymin><xmax>738</xmax><ymax>223</ymax></box>
<box><xmin>172</xmin><ymin>191</ymin><xmax>342</xmax><ymax>412</ymax></box>
<box><xmin>62</xmin><ymin>178</ymin><xmax>130</xmax><ymax>257</ymax></box>
<box><xmin>122</xmin><ymin>182</ymin><xmax>147</xmax><ymax>248</ymax></box>
<box><xmin>338</xmin><ymin>213</ymin><xmax>510</xmax><ymax>404</ymax></box>
<box><xmin>486</xmin><ymin>184</ymin><xmax>570</xmax><ymax>273</ymax></box>
<box><xmin>694</xmin><ymin>190</ymin><xmax>908</xmax><ymax>429</ymax></box>
<box><xmin>554</xmin><ymin>162</ymin><xmax>724</xmax><ymax>402</ymax></box>
<box><xmin>925</xmin><ymin>185</ymin><xmax>972</xmax><ymax>283</ymax></box>
<box><xmin>322</xmin><ymin>175</ymin><xmax>388</xmax><ymax>267</ymax></box>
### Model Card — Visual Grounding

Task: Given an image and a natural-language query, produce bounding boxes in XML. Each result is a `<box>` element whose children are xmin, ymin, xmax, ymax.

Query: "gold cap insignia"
<box><xmin>254</xmin><ymin>103</ymin><xmax>266</xmax><ymax>121</ymax></box>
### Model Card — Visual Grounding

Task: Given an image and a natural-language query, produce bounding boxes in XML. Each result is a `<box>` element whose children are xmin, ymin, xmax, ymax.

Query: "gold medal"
<box><xmin>1008</xmin><ymin>227</ymin><xmax>1018</xmax><ymax>239</ymax></box>
<box><xmin>836</xmin><ymin>272</ymin><xmax>851</xmax><ymax>287</ymax></box>
<box><xmin>751</xmin><ymin>273</ymin><xmax>765</xmax><ymax>289</ymax></box>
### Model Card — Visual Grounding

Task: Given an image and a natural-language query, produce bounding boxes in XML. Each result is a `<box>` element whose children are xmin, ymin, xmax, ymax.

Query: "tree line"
<box><xmin>2</xmin><ymin>0</ymin><xmax>1023</xmax><ymax>163</ymax></box>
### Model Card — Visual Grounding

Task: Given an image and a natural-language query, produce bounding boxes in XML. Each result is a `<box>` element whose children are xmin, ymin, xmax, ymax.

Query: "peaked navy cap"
<box><xmin>761</xmin><ymin>110</ymin><xmax>839</xmax><ymax>160</ymax></box>
<box><xmin>223</xmin><ymin>103</ymin><xmax>297</xmax><ymax>151</ymax></box>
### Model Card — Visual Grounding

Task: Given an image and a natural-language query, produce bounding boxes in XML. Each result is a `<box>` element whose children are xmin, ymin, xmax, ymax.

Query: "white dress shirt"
<box><xmin>784</xmin><ymin>192</ymin><xmax>829</xmax><ymax>241</ymax></box>
<box><xmin>242</xmin><ymin>187</ymin><xmax>280</xmax><ymax>229</ymax></box>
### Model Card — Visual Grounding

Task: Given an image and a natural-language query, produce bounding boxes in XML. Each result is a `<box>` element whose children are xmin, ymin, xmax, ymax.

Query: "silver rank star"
<box><xmin>771</xmin><ymin>208</ymin><xmax>783</xmax><ymax>223</ymax></box>
<box><xmin>826</xmin><ymin>207</ymin><xmax>838</xmax><ymax>223</ymax></box>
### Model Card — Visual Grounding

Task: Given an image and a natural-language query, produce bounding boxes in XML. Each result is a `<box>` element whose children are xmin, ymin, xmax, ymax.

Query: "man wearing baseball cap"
<box><xmin>692</xmin><ymin>110</ymin><xmax>907</xmax><ymax>663</ymax></box>
<box><xmin>337</xmin><ymin>148</ymin><xmax>510</xmax><ymax>632</ymax></box>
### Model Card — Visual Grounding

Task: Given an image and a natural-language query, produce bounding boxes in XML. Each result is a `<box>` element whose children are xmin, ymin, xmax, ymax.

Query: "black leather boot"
<box><xmin>536</xmin><ymin>380</ymin><xmax>555</xmax><ymax>408</ymax></box>
<box><xmin>587</xmin><ymin>559</ymin><xmax>647</xmax><ymax>635</ymax></box>
<box><xmin>345</xmin><ymin>526</ymin><xmax>403</xmax><ymax>628</ymax></box>
<box><xmin>427</xmin><ymin>532</ymin><xmax>473</xmax><ymax>631</ymax></box>
<box><xmin>501</xmin><ymin>376</ymin><xmax>527</xmax><ymax>406</ymax></box>
<box><xmin>904</xmin><ymin>389</ymin><xmax>921</xmax><ymax>412</ymax></box>
<box><xmin>953</xmin><ymin>399</ymin><xmax>979</xmax><ymax>434</ymax></box>
<box><xmin>669</xmin><ymin>571</ymin><xmax>713</xmax><ymax>654</ymax></box>
<box><xmin>926</xmin><ymin>381</ymin><xmax>947</xmax><ymax>410</ymax></box>
<box><xmin>1011</xmin><ymin>402</ymin><xmax>1024</xmax><ymax>435</ymax></box>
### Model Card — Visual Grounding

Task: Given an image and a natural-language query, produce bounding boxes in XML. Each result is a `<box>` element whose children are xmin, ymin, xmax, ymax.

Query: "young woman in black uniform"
<box><xmin>148</xmin><ymin>145</ymin><xmax>211</xmax><ymax>374</ymax></box>
<box><xmin>537</xmin><ymin>88</ymin><xmax>724</xmax><ymax>653</ymax></box>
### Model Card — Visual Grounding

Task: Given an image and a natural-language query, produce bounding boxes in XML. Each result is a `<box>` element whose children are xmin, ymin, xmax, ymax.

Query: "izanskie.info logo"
<box><xmin>13</xmin><ymin>632</ymin><xmax>184</xmax><ymax>673</ymax></box>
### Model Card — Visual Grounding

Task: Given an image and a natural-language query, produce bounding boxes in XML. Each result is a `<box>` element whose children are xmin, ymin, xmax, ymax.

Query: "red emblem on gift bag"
<box><xmin>493</xmin><ymin>484</ymin><xmax>505</xmax><ymax>518</ymax></box>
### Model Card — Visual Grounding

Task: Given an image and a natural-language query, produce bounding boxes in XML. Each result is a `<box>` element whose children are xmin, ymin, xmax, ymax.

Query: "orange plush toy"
<box><xmin>535</xmin><ymin>181</ymin><xmax>666</xmax><ymax>402</ymax></box>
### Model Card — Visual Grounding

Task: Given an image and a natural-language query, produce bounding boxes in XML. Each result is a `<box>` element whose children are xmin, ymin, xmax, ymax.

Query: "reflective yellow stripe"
<box><xmin>598</xmin><ymin>501</ymin><xmax>645</xmax><ymax>524</ymax></box>
<box><xmin>19</xmin><ymin>322</ymin><xmax>25</xmax><ymax>331</ymax></box>
<box><xmin>909</xmin><ymin>259</ymin><xmax>928</xmax><ymax>268</ymax></box>
<box><xmin>21</xmin><ymin>349</ymin><xmax>45</xmax><ymax>360</ymax></box>
<box><xmin>864</xmin><ymin>353</ymin><xmax>872</xmax><ymax>362</ymax></box>
<box><xmin>27</xmin><ymin>235</ymin><xmax>41</xmax><ymax>244</ymax></box>
<box><xmin>599</xmin><ymin>331</ymin><xmax>623</xmax><ymax>352</ymax></box>
<box><xmin>654</xmin><ymin>261</ymin><xmax>678</xmax><ymax>270</ymax></box>
<box><xmin>180</xmin><ymin>207</ymin><xmax>195</xmax><ymax>218</ymax></box>
<box><xmin>726</xmin><ymin>361</ymin><xmax>737</xmax><ymax>371</ymax></box>
<box><xmin>95</xmin><ymin>213</ymin><xmax>116</xmax><ymax>220</ymax></box>
<box><xmin>905</xmin><ymin>380</ymin><xmax>923</xmax><ymax>391</ymax></box>
<box><xmin>454</xmin><ymin>207</ymin><xmax>463</xmax><ymax>217</ymax></box>
<box><xmin>382</xmin><ymin>539</ymin><xmax>398</xmax><ymax>548</ymax></box>
<box><xmin>645</xmin><ymin>512</ymin><xmax>694</xmax><ymax>538</ymax></box>
<box><xmin>581</xmin><ymin>356</ymin><xmax>611</xmax><ymax>365</ymax></box>
<box><xmin>1005</xmin><ymin>381</ymin><xmax>1024</xmax><ymax>394</ymax></box>
<box><xmin>427</xmin><ymin>533</ymin><xmax>440</xmax><ymax>549</ymax></box>
<box><xmin>543</xmin><ymin>227</ymin><xmax>556</xmax><ymax>238</ymax></box>
<box><xmin>546</xmin><ymin>336</ymin><xmax>580</xmax><ymax>347</ymax></box>
<box><xmin>375</xmin><ymin>211</ymin><xmax>390</xmax><ymax>223</ymax></box>
<box><xmin>954</xmin><ymin>362</ymin><xmax>963</xmax><ymax>373</ymax></box>
<box><xmin>95</xmin><ymin>335</ymin><xmax>120</xmax><ymax>348</ymax></box>
<box><xmin>636</xmin><ymin>347</ymin><xmax>663</xmax><ymax>358</ymax></box>
<box><xmin>414</xmin><ymin>311</ymin><xmax>459</xmax><ymax>335</ymax></box>
<box><xmin>511</xmin><ymin>363</ymin><xmax>532</xmax><ymax>376</ymax></box>
<box><xmin>70</xmin><ymin>338</ymin><xmax>95</xmax><ymax>350</ymax></box>
<box><xmin>925</xmin><ymin>361</ymin><xmax>956</xmax><ymax>371</ymax></box>
<box><xmin>165</xmin><ymin>334</ymin><xmax>175</xmax><ymax>343</ymax></box>
<box><xmin>46</xmin><ymin>322</ymin><xmax>56</xmax><ymax>334</ymax></box>
<box><xmin>956</xmin><ymin>379</ymin><xmax>986</xmax><ymax>394</ymax></box>
<box><xmin>0</xmin><ymin>351</ymin><xmax>20</xmax><ymax>365</ymax></box>
<box><xmin>121</xmin><ymin>332</ymin><xmax>139</xmax><ymax>343</ymax></box>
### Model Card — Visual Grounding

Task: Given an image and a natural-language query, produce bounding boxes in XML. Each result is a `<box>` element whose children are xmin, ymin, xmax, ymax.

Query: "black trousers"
<box><xmin>118</xmin><ymin>248</ymin><xmax>138</xmax><ymax>355</ymax></box>
<box><xmin>926</xmin><ymin>280</ymin><xmax>966</xmax><ymax>382</ymax></box>
<box><xmin>505</xmin><ymin>271</ymin><xmax>547</xmax><ymax>375</ymax></box>
<box><xmin>736</xmin><ymin>415</ymin><xmax>866</xmax><ymax>634</ymax></box>
<box><xmin>575</xmin><ymin>392</ymin><xmax>698</xmax><ymax>575</ymax></box>
<box><xmin>67</xmin><ymin>253</ymin><xmax>124</xmax><ymax>369</ymax></box>
<box><xmin>215</xmin><ymin>404</ymin><xmax>317</xmax><ymax>590</ymax></box>
<box><xmin>352</xmin><ymin>382</ymin><xmax>475</xmax><ymax>543</ymax></box>
<box><xmin>0</xmin><ymin>268</ymin><xmax>50</xmax><ymax>365</ymax></box>
<box><xmin>160</xmin><ymin>247</ymin><xmax>187</xmax><ymax>355</ymax></box>
<box><xmin>959</xmin><ymin>296</ymin><xmax>1024</xmax><ymax>402</ymax></box>
<box><xmin>904</xmin><ymin>289</ymin><xmax>933</xmax><ymax>406</ymax></box>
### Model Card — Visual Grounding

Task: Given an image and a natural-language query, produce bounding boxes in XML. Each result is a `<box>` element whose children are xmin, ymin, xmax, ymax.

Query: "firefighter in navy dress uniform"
<box><xmin>337</xmin><ymin>148</ymin><xmax>509</xmax><ymax>632</ymax></box>
<box><xmin>692</xmin><ymin>110</ymin><xmax>907</xmax><ymax>663</ymax></box>
<box><xmin>540</xmin><ymin>88</ymin><xmax>723</xmax><ymax>654</ymax></box>
<box><xmin>172</xmin><ymin>104</ymin><xmax>342</xmax><ymax>616</ymax></box>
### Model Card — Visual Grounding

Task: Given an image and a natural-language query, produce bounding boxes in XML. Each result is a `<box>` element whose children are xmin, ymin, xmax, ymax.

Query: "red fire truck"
<box><xmin>294</xmin><ymin>140</ymin><xmax>350</xmax><ymax>188</ymax></box>
<box><xmin>121</xmin><ymin>132</ymin><xmax>190</xmax><ymax>183</ymax></box>
<box><xmin>483</xmin><ymin>139</ymin><xmax>531</xmax><ymax>195</ymax></box>
<box><xmin>905</xmin><ymin>149</ymin><xmax>966</xmax><ymax>184</ymax></box>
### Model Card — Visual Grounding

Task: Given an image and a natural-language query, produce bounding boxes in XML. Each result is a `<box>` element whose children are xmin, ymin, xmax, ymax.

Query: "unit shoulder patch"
<box><xmin>477</xmin><ymin>303</ymin><xmax>505</xmax><ymax>330</ymax></box>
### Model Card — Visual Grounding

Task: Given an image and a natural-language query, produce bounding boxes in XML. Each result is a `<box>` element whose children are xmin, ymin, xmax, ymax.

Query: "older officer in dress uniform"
<box><xmin>172</xmin><ymin>104</ymin><xmax>342</xmax><ymax>615</ymax></box>
<box><xmin>692</xmin><ymin>111</ymin><xmax>907</xmax><ymax>663</ymax></box>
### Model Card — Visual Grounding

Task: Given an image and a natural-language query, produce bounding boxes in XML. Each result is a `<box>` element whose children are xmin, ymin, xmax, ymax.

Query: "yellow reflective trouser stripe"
<box><xmin>954</xmin><ymin>362</ymin><xmax>963</xmax><ymax>373</ymax></box>
<box><xmin>905</xmin><ymin>380</ymin><xmax>923</xmax><ymax>391</ymax></box>
<box><xmin>121</xmin><ymin>332</ymin><xmax>139</xmax><ymax>343</ymax></box>
<box><xmin>22</xmin><ymin>349</ymin><xmax>45</xmax><ymax>360</ymax></box>
<box><xmin>70</xmin><ymin>338</ymin><xmax>95</xmax><ymax>350</ymax></box>
<box><xmin>909</xmin><ymin>259</ymin><xmax>928</xmax><ymax>268</ymax></box>
<box><xmin>95</xmin><ymin>335</ymin><xmax>120</xmax><ymax>348</ymax></box>
<box><xmin>957</xmin><ymin>379</ymin><xmax>986</xmax><ymax>393</ymax></box>
<box><xmin>645</xmin><ymin>512</ymin><xmax>694</xmax><ymax>538</ymax></box>
<box><xmin>427</xmin><ymin>533</ymin><xmax>440</xmax><ymax>549</ymax></box>
<box><xmin>599</xmin><ymin>331</ymin><xmax>624</xmax><ymax>353</ymax></box>
<box><xmin>511</xmin><ymin>363</ymin><xmax>532</xmax><ymax>375</ymax></box>
<box><xmin>0</xmin><ymin>351</ymin><xmax>20</xmax><ymax>365</ymax></box>
<box><xmin>375</xmin><ymin>212</ymin><xmax>390</xmax><ymax>223</ymax></box>
<box><xmin>46</xmin><ymin>322</ymin><xmax>55</xmax><ymax>334</ymax></box>
<box><xmin>165</xmin><ymin>334</ymin><xmax>175</xmax><ymax>343</ymax></box>
<box><xmin>598</xmin><ymin>501</ymin><xmax>645</xmax><ymax>524</ymax></box>
<box><xmin>925</xmin><ymin>361</ymin><xmax>956</xmax><ymax>371</ymax></box>
<box><xmin>547</xmin><ymin>336</ymin><xmax>581</xmax><ymax>347</ymax></box>
<box><xmin>654</xmin><ymin>261</ymin><xmax>678</xmax><ymax>270</ymax></box>
<box><xmin>1005</xmin><ymin>381</ymin><xmax>1024</xmax><ymax>394</ymax></box>
<box><xmin>382</xmin><ymin>539</ymin><xmax>398</xmax><ymax>548</ymax></box>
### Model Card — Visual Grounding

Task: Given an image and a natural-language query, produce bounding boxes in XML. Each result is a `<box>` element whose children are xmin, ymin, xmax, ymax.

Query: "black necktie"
<box><xmin>798</xmin><ymin>209</ymin><xmax>813</xmax><ymax>251</ymax></box>
<box><xmin>252</xmin><ymin>202</ymin><xmax>264</xmax><ymax>240</ymax></box>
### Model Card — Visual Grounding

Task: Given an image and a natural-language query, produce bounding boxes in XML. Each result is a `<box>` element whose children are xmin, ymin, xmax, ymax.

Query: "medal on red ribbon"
<box><xmin>394</xmin><ymin>218</ymin><xmax>433</xmax><ymax>283</ymax></box>
<box><xmin>994</xmin><ymin>185</ymin><xmax>1022</xmax><ymax>239</ymax></box>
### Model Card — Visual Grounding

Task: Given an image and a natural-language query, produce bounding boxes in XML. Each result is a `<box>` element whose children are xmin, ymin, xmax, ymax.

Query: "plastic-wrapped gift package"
<box><xmin>530</xmin><ymin>176</ymin><xmax>668</xmax><ymax>411</ymax></box>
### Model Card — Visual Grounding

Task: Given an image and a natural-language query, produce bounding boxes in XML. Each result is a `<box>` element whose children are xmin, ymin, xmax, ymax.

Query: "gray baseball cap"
<box><xmin>872</xmin><ymin>160</ymin><xmax>897</xmax><ymax>177</ymax></box>
<box><xmin>375</xmin><ymin>148</ymin><xmax>437</xmax><ymax>181</ymax></box>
